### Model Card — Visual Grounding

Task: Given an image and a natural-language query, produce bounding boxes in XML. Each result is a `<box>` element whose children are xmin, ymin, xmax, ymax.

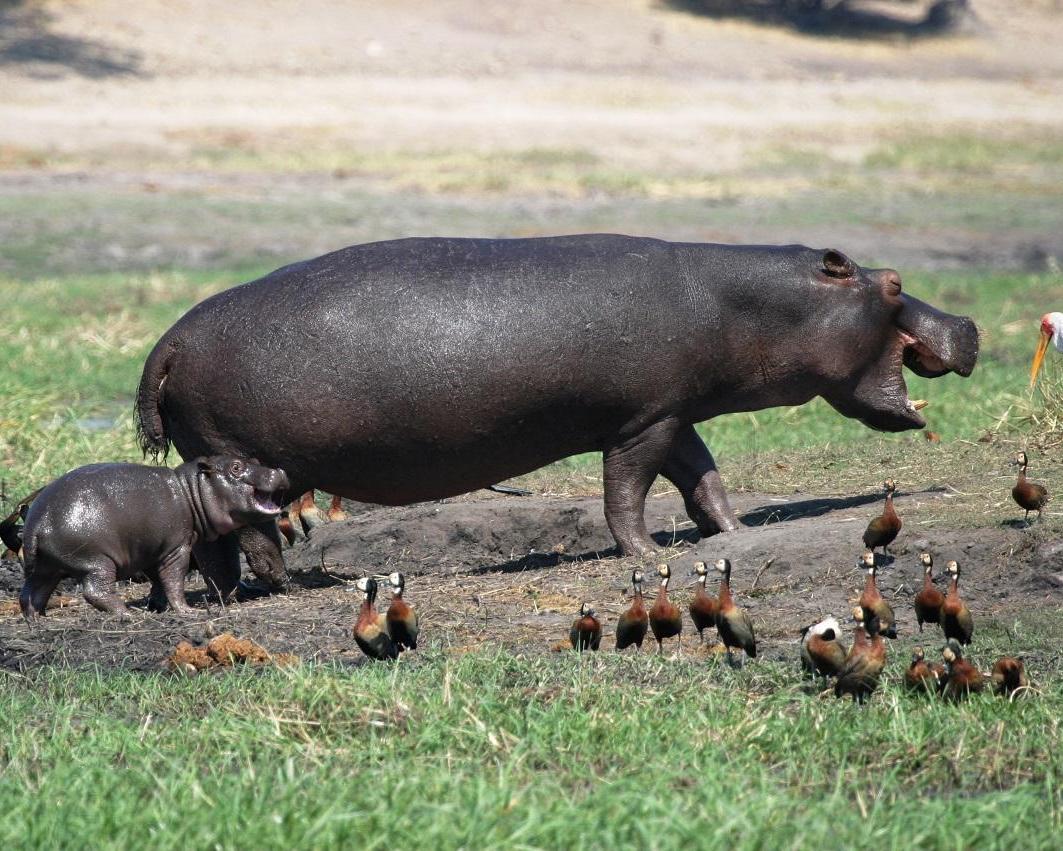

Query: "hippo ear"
<box><xmin>822</xmin><ymin>249</ymin><xmax>855</xmax><ymax>280</ymax></box>
<box><xmin>196</xmin><ymin>459</ymin><xmax>217</xmax><ymax>475</ymax></box>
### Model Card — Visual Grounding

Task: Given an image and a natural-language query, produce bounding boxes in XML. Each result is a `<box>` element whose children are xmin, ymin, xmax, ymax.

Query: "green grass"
<box><xmin>1</xmin><ymin>267</ymin><xmax>1059</xmax><ymax>498</ymax></box>
<box><xmin>1</xmin><ymin>640</ymin><xmax>1060</xmax><ymax>850</ymax></box>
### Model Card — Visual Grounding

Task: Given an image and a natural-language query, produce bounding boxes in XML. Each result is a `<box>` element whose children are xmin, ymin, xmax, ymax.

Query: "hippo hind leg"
<box><xmin>660</xmin><ymin>425</ymin><xmax>740</xmax><ymax>538</ymax></box>
<box><xmin>19</xmin><ymin>570</ymin><xmax>62</xmax><ymax>620</ymax></box>
<box><xmin>79</xmin><ymin>557</ymin><xmax>131</xmax><ymax>618</ymax></box>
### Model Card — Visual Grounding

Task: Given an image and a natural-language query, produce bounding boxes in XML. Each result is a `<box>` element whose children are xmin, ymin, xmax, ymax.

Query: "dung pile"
<box><xmin>166</xmin><ymin>633</ymin><xmax>299</xmax><ymax>674</ymax></box>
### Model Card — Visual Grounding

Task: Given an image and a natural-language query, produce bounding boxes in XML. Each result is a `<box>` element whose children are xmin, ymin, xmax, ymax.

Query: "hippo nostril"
<box><xmin>883</xmin><ymin>270</ymin><xmax>902</xmax><ymax>297</ymax></box>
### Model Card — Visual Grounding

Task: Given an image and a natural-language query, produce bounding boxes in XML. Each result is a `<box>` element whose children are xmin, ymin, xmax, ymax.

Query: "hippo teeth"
<box><xmin>907</xmin><ymin>399</ymin><xmax>929</xmax><ymax>412</ymax></box>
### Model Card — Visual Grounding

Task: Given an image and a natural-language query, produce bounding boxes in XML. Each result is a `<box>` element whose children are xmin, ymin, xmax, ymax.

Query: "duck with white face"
<box><xmin>382</xmin><ymin>571</ymin><xmax>419</xmax><ymax>652</ymax></box>
<box><xmin>569</xmin><ymin>602</ymin><xmax>602</xmax><ymax>652</ymax></box>
<box><xmin>353</xmin><ymin>576</ymin><xmax>398</xmax><ymax>661</ymax></box>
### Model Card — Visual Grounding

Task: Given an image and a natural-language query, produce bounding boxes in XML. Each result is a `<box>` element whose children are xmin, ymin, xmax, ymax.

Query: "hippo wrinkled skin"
<box><xmin>20</xmin><ymin>456</ymin><xmax>288</xmax><ymax>618</ymax></box>
<box><xmin>135</xmin><ymin>235</ymin><xmax>978</xmax><ymax>594</ymax></box>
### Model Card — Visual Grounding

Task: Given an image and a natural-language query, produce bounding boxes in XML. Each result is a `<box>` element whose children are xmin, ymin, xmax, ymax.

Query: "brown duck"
<box><xmin>913</xmin><ymin>552</ymin><xmax>945</xmax><ymax>633</ymax></box>
<box><xmin>714</xmin><ymin>558</ymin><xmax>756</xmax><ymax>661</ymax></box>
<box><xmin>648</xmin><ymin>563</ymin><xmax>683</xmax><ymax>655</ymax></box>
<box><xmin>327</xmin><ymin>493</ymin><xmax>348</xmax><ymax>522</ymax></box>
<box><xmin>1012</xmin><ymin>451</ymin><xmax>1049</xmax><ymax>524</ymax></box>
<box><xmin>800</xmin><ymin>616</ymin><xmax>847</xmax><ymax>682</ymax></box>
<box><xmin>834</xmin><ymin>606</ymin><xmax>886</xmax><ymax>703</ymax></box>
<box><xmin>991</xmin><ymin>656</ymin><xmax>1029</xmax><ymax>699</ymax></box>
<box><xmin>689</xmin><ymin>561</ymin><xmax>720</xmax><ymax>644</ymax></box>
<box><xmin>384</xmin><ymin>571</ymin><xmax>419</xmax><ymax>652</ymax></box>
<box><xmin>941</xmin><ymin>560</ymin><xmax>973</xmax><ymax>645</ymax></box>
<box><xmin>569</xmin><ymin>602</ymin><xmax>602</xmax><ymax>652</ymax></box>
<box><xmin>353</xmin><ymin>577</ymin><xmax>398</xmax><ymax>661</ymax></box>
<box><xmin>941</xmin><ymin>639</ymin><xmax>984</xmax><ymax>701</ymax></box>
<box><xmin>862</xmin><ymin>478</ymin><xmax>901</xmax><ymax>555</ymax></box>
<box><xmin>903</xmin><ymin>647</ymin><xmax>941</xmax><ymax>694</ymax></box>
<box><xmin>615</xmin><ymin>569</ymin><xmax>649</xmax><ymax>652</ymax></box>
<box><xmin>858</xmin><ymin>551</ymin><xmax>897</xmax><ymax>639</ymax></box>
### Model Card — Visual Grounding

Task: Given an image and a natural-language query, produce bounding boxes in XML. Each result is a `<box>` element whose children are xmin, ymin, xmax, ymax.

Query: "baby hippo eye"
<box><xmin>228</xmin><ymin>461</ymin><xmax>244</xmax><ymax>477</ymax></box>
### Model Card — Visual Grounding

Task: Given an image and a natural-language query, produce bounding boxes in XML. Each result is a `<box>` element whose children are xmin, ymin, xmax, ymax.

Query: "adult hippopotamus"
<box><xmin>135</xmin><ymin>235</ymin><xmax>978</xmax><ymax>594</ymax></box>
<box><xmin>20</xmin><ymin>456</ymin><xmax>289</xmax><ymax>618</ymax></box>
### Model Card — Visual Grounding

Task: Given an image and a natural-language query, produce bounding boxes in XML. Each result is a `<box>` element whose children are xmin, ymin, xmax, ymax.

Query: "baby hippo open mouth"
<box><xmin>196</xmin><ymin>456</ymin><xmax>291</xmax><ymax>525</ymax></box>
<box><xmin>252</xmin><ymin>488</ymin><xmax>285</xmax><ymax>515</ymax></box>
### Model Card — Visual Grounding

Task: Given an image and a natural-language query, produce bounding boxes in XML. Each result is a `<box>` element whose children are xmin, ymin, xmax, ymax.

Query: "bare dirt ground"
<box><xmin>3</xmin><ymin>1</ymin><xmax>1063</xmax><ymax>273</ymax></box>
<box><xmin>2</xmin><ymin>487</ymin><xmax>1059</xmax><ymax>671</ymax></box>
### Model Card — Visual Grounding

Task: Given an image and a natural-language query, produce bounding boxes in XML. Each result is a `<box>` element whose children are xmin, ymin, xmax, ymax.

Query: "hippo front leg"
<box><xmin>602</xmin><ymin>419</ymin><xmax>681</xmax><ymax>557</ymax></box>
<box><xmin>660</xmin><ymin>425</ymin><xmax>740</xmax><ymax>537</ymax></box>
<box><xmin>155</xmin><ymin>545</ymin><xmax>196</xmax><ymax>615</ymax></box>
<box><xmin>237</xmin><ymin>520</ymin><xmax>288</xmax><ymax>591</ymax></box>
<box><xmin>193</xmin><ymin>534</ymin><xmax>241</xmax><ymax>602</ymax></box>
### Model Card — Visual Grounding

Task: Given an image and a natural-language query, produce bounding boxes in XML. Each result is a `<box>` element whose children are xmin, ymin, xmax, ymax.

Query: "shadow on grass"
<box><xmin>0</xmin><ymin>0</ymin><xmax>142</xmax><ymax>78</ymax></box>
<box><xmin>662</xmin><ymin>0</ymin><xmax>973</xmax><ymax>39</ymax></box>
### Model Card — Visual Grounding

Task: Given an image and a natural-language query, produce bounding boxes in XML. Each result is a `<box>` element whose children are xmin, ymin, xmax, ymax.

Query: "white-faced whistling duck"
<box><xmin>913</xmin><ymin>552</ymin><xmax>945</xmax><ymax>633</ymax></box>
<box><xmin>904</xmin><ymin>647</ymin><xmax>940</xmax><ymax>694</ymax></box>
<box><xmin>714</xmin><ymin>558</ymin><xmax>756</xmax><ymax>662</ymax></box>
<box><xmin>1030</xmin><ymin>311</ymin><xmax>1063</xmax><ymax>388</ymax></box>
<box><xmin>941</xmin><ymin>560</ymin><xmax>974</xmax><ymax>645</ymax></box>
<box><xmin>941</xmin><ymin>639</ymin><xmax>984</xmax><ymax>701</ymax></box>
<box><xmin>800</xmin><ymin>616</ymin><xmax>847</xmax><ymax>682</ymax></box>
<box><xmin>327</xmin><ymin>494</ymin><xmax>348</xmax><ymax>522</ymax></box>
<box><xmin>353</xmin><ymin>577</ymin><xmax>397</xmax><ymax>661</ymax></box>
<box><xmin>1012</xmin><ymin>451</ymin><xmax>1049</xmax><ymax>524</ymax></box>
<box><xmin>689</xmin><ymin>561</ymin><xmax>720</xmax><ymax>644</ymax></box>
<box><xmin>384</xmin><ymin>571</ymin><xmax>419</xmax><ymax>652</ymax></box>
<box><xmin>615</xmin><ymin>569</ymin><xmax>649</xmax><ymax>652</ymax></box>
<box><xmin>858</xmin><ymin>551</ymin><xmax>897</xmax><ymax>639</ymax></box>
<box><xmin>834</xmin><ymin>606</ymin><xmax>886</xmax><ymax>703</ymax></box>
<box><xmin>569</xmin><ymin>602</ymin><xmax>602</xmax><ymax>652</ymax></box>
<box><xmin>862</xmin><ymin>478</ymin><xmax>901</xmax><ymax>555</ymax></box>
<box><xmin>648</xmin><ymin>563</ymin><xmax>683</xmax><ymax>655</ymax></box>
<box><xmin>991</xmin><ymin>656</ymin><xmax>1029</xmax><ymax>699</ymax></box>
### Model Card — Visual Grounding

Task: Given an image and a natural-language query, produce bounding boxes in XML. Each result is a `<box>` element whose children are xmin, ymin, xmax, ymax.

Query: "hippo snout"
<box><xmin>266</xmin><ymin>468</ymin><xmax>290</xmax><ymax>493</ymax></box>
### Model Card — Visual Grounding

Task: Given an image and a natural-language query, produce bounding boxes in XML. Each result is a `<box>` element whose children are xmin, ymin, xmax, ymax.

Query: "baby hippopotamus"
<box><xmin>20</xmin><ymin>456</ymin><xmax>289</xmax><ymax>619</ymax></box>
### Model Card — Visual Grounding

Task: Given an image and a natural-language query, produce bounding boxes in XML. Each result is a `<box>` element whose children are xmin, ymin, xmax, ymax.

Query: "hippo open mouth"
<box><xmin>252</xmin><ymin>488</ymin><xmax>285</xmax><ymax>515</ymax></box>
<box><xmin>833</xmin><ymin>293</ymin><xmax>979</xmax><ymax>433</ymax></box>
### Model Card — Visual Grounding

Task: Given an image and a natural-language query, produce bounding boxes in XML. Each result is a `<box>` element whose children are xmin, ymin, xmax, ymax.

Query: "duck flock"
<box><xmin>348</xmin><ymin>456</ymin><xmax>1047</xmax><ymax>705</ymax></box>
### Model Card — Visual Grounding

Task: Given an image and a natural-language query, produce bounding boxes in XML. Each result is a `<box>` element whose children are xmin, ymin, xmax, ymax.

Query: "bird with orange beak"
<box><xmin>1030</xmin><ymin>312</ymin><xmax>1063</xmax><ymax>388</ymax></box>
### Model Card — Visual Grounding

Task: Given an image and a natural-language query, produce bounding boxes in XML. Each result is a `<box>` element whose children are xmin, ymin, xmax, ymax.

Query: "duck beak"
<box><xmin>1031</xmin><ymin>329</ymin><xmax>1051</xmax><ymax>388</ymax></box>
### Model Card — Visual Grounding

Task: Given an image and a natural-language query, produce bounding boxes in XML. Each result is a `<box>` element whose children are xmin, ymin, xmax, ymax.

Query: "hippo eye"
<box><xmin>229</xmin><ymin>461</ymin><xmax>244</xmax><ymax>476</ymax></box>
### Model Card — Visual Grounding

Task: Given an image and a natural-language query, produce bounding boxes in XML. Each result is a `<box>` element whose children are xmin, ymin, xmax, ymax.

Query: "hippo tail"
<box><xmin>135</xmin><ymin>338</ymin><xmax>175</xmax><ymax>462</ymax></box>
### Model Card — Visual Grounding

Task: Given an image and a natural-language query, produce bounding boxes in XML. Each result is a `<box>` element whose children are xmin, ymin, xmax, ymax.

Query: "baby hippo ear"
<box><xmin>822</xmin><ymin>249</ymin><xmax>855</xmax><ymax>280</ymax></box>
<box><xmin>195</xmin><ymin>458</ymin><xmax>218</xmax><ymax>475</ymax></box>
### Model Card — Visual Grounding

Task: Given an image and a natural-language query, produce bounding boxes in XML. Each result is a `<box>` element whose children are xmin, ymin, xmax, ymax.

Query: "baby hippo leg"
<box><xmin>80</xmin><ymin>557</ymin><xmax>131</xmax><ymax>617</ymax></box>
<box><xmin>155</xmin><ymin>545</ymin><xmax>195</xmax><ymax>616</ymax></box>
<box><xmin>19</xmin><ymin>569</ymin><xmax>63</xmax><ymax>620</ymax></box>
